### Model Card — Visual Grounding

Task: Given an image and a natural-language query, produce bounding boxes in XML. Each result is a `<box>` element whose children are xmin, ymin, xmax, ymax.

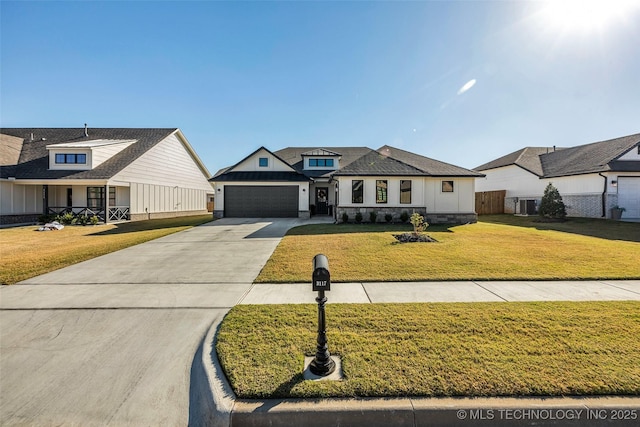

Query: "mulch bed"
<box><xmin>392</xmin><ymin>233</ymin><xmax>438</xmax><ymax>243</ymax></box>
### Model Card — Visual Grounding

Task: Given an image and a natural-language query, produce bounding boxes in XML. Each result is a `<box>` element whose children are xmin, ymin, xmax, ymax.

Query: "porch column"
<box><xmin>105</xmin><ymin>184</ymin><xmax>109</xmax><ymax>224</ymax></box>
<box><xmin>42</xmin><ymin>185</ymin><xmax>49</xmax><ymax>215</ymax></box>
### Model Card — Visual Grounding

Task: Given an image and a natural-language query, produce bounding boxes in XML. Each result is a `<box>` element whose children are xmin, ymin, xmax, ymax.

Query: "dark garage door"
<box><xmin>224</xmin><ymin>185</ymin><xmax>299</xmax><ymax>218</ymax></box>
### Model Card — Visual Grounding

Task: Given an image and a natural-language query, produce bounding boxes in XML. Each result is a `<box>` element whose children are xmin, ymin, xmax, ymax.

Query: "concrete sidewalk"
<box><xmin>239</xmin><ymin>280</ymin><xmax>640</xmax><ymax>304</ymax></box>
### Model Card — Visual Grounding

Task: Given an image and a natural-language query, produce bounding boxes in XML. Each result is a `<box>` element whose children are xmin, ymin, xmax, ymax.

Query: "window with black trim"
<box><xmin>309</xmin><ymin>159</ymin><xmax>334</xmax><ymax>167</ymax></box>
<box><xmin>376</xmin><ymin>180</ymin><xmax>387</xmax><ymax>204</ymax></box>
<box><xmin>352</xmin><ymin>180</ymin><xmax>363</xmax><ymax>203</ymax></box>
<box><xmin>259</xmin><ymin>157</ymin><xmax>268</xmax><ymax>167</ymax></box>
<box><xmin>87</xmin><ymin>187</ymin><xmax>115</xmax><ymax>209</ymax></box>
<box><xmin>55</xmin><ymin>153</ymin><xmax>86</xmax><ymax>164</ymax></box>
<box><xmin>442</xmin><ymin>180</ymin><xmax>454</xmax><ymax>192</ymax></box>
<box><xmin>400</xmin><ymin>180</ymin><xmax>412</xmax><ymax>204</ymax></box>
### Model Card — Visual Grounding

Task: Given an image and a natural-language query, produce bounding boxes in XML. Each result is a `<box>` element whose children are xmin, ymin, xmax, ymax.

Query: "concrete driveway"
<box><xmin>0</xmin><ymin>218</ymin><xmax>312</xmax><ymax>426</ymax></box>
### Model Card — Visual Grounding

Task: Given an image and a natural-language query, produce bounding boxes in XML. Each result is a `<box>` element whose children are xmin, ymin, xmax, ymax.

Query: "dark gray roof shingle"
<box><xmin>0</xmin><ymin>128</ymin><xmax>177</xmax><ymax>180</ymax></box>
<box><xmin>332</xmin><ymin>149</ymin><xmax>425</xmax><ymax>176</ymax></box>
<box><xmin>274</xmin><ymin>146</ymin><xmax>372</xmax><ymax>177</ymax></box>
<box><xmin>474</xmin><ymin>133</ymin><xmax>640</xmax><ymax>178</ymax></box>
<box><xmin>540</xmin><ymin>134</ymin><xmax>640</xmax><ymax>177</ymax></box>
<box><xmin>212</xmin><ymin>171</ymin><xmax>310</xmax><ymax>181</ymax></box>
<box><xmin>376</xmin><ymin>145</ymin><xmax>484</xmax><ymax>177</ymax></box>
<box><xmin>474</xmin><ymin>147</ymin><xmax>554</xmax><ymax>176</ymax></box>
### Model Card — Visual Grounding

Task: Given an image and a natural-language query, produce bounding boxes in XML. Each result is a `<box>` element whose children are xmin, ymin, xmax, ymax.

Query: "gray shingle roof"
<box><xmin>474</xmin><ymin>133</ymin><xmax>640</xmax><ymax>178</ymax></box>
<box><xmin>540</xmin><ymin>134</ymin><xmax>640</xmax><ymax>178</ymax></box>
<box><xmin>212</xmin><ymin>171</ymin><xmax>310</xmax><ymax>182</ymax></box>
<box><xmin>0</xmin><ymin>133</ymin><xmax>23</xmax><ymax>167</ymax></box>
<box><xmin>474</xmin><ymin>147</ymin><xmax>554</xmax><ymax>176</ymax></box>
<box><xmin>332</xmin><ymin>149</ymin><xmax>425</xmax><ymax>176</ymax></box>
<box><xmin>214</xmin><ymin>145</ymin><xmax>482</xmax><ymax>181</ymax></box>
<box><xmin>0</xmin><ymin>128</ymin><xmax>177</xmax><ymax>180</ymax></box>
<box><xmin>301</xmin><ymin>148</ymin><xmax>341</xmax><ymax>157</ymax></box>
<box><xmin>274</xmin><ymin>147</ymin><xmax>372</xmax><ymax>177</ymax></box>
<box><xmin>375</xmin><ymin>145</ymin><xmax>485</xmax><ymax>177</ymax></box>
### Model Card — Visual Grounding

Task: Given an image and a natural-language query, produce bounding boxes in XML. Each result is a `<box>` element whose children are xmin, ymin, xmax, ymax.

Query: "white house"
<box><xmin>474</xmin><ymin>133</ymin><xmax>640</xmax><ymax>220</ymax></box>
<box><xmin>0</xmin><ymin>127</ymin><xmax>214</xmax><ymax>225</ymax></box>
<box><xmin>211</xmin><ymin>145</ymin><xmax>484</xmax><ymax>224</ymax></box>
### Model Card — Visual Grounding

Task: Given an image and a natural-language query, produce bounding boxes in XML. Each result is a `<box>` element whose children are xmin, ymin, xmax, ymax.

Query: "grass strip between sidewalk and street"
<box><xmin>0</xmin><ymin>215</ymin><xmax>213</xmax><ymax>285</ymax></box>
<box><xmin>256</xmin><ymin>216</ymin><xmax>640</xmax><ymax>282</ymax></box>
<box><xmin>216</xmin><ymin>301</ymin><xmax>640</xmax><ymax>399</ymax></box>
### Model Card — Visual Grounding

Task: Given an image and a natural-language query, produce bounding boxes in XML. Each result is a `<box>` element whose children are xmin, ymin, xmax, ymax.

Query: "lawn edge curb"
<box><xmin>191</xmin><ymin>313</ymin><xmax>236</xmax><ymax>427</ymax></box>
<box><xmin>230</xmin><ymin>396</ymin><xmax>640</xmax><ymax>426</ymax></box>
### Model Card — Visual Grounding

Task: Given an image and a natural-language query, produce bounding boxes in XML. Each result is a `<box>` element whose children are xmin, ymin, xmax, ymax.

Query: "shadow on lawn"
<box><xmin>89</xmin><ymin>217</ymin><xmax>212</xmax><ymax>236</ymax></box>
<box><xmin>480</xmin><ymin>214</ymin><xmax>640</xmax><ymax>243</ymax></box>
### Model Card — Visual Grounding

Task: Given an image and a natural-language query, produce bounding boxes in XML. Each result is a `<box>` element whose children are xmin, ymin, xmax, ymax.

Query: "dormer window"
<box><xmin>259</xmin><ymin>157</ymin><xmax>269</xmax><ymax>167</ymax></box>
<box><xmin>47</xmin><ymin>139</ymin><xmax>135</xmax><ymax>171</ymax></box>
<box><xmin>301</xmin><ymin>149</ymin><xmax>341</xmax><ymax>171</ymax></box>
<box><xmin>309</xmin><ymin>158</ymin><xmax>334</xmax><ymax>167</ymax></box>
<box><xmin>55</xmin><ymin>153</ymin><xmax>87</xmax><ymax>164</ymax></box>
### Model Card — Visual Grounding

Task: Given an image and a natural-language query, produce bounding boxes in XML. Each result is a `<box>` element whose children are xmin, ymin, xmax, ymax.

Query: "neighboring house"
<box><xmin>211</xmin><ymin>145</ymin><xmax>484</xmax><ymax>224</ymax></box>
<box><xmin>0</xmin><ymin>127</ymin><xmax>214</xmax><ymax>225</ymax></box>
<box><xmin>474</xmin><ymin>133</ymin><xmax>640</xmax><ymax>220</ymax></box>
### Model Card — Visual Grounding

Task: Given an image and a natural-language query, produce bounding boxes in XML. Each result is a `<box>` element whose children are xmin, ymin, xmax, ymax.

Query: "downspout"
<box><xmin>598</xmin><ymin>173</ymin><xmax>607</xmax><ymax>218</ymax></box>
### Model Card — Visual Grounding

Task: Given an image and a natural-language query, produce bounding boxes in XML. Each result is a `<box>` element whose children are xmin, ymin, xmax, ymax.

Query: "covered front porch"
<box><xmin>309</xmin><ymin>181</ymin><xmax>337</xmax><ymax>217</ymax></box>
<box><xmin>44</xmin><ymin>183</ymin><xmax>131</xmax><ymax>223</ymax></box>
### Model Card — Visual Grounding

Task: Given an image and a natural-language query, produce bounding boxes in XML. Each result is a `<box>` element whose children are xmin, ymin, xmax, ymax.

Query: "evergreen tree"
<box><xmin>539</xmin><ymin>183</ymin><xmax>567</xmax><ymax>219</ymax></box>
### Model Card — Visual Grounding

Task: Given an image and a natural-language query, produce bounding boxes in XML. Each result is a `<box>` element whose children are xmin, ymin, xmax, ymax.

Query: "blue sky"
<box><xmin>2</xmin><ymin>0</ymin><xmax>639</xmax><ymax>175</ymax></box>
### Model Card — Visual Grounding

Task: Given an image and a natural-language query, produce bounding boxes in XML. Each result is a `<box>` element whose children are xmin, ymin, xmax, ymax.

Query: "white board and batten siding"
<box><xmin>110</xmin><ymin>132</ymin><xmax>213</xmax><ymax>215</ymax></box>
<box><xmin>0</xmin><ymin>181</ymin><xmax>42</xmax><ymax>215</ymax></box>
<box><xmin>233</xmin><ymin>148</ymin><xmax>295</xmax><ymax>172</ymax></box>
<box><xmin>337</xmin><ymin>176</ymin><xmax>475</xmax><ymax>213</ymax></box>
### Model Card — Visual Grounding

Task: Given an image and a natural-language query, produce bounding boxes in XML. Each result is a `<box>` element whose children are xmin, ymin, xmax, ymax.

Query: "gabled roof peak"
<box><xmin>301</xmin><ymin>148</ymin><xmax>341</xmax><ymax>157</ymax></box>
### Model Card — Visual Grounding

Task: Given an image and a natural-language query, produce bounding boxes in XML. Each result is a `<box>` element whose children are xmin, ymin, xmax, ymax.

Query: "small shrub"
<box><xmin>400</xmin><ymin>211</ymin><xmax>409</xmax><ymax>223</ymax></box>
<box><xmin>410</xmin><ymin>212</ymin><xmax>428</xmax><ymax>234</ymax></box>
<box><xmin>90</xmin><ymin>215</ymin><xmax>100</xmax><ymax>225</ymax></box>
<box><xmin>369</xmin><ymin>211</ymin><xmax>377</xmax><ymax>223</ymax></box>
<box><xmin>539</xmin><ymin>183</ymin><xmax>567</xmax><ymax>219</ymax></box>
<box><xmin>341</xmin><ymin>212</ymin><xmax>349</xmax><ymax>223</ymax></box>
<box><xmin>385</xmin><ymin>213</ymin><xmax>393</xmax><ymax>223</ymax></box>
<box><xmin>76</xmin><ymin>215</ymin><xmax>89</xmax><ymax>226</ymax></box>
<box><xmin>57</xmin><ymin>212</ymin><xmax>75</xmax><ymax>225</ymax></box>
<box><xmin>355</xmin><ymin>212</ymin><xmax>363</xmax><ymax>223</ymax></box>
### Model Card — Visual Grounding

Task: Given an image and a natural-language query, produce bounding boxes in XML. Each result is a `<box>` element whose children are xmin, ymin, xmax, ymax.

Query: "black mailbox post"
<box><xmin>309</xmin><ymin>254</ymin><xmax>336</xmax><ymax>376</ymax></box>
<box><xmin>312</xmin><ymin>254</ymin><xmax>330</xmax><ymax>291</ymax></box>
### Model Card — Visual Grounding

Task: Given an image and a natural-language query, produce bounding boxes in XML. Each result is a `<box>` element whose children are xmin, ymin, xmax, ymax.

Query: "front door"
<box><xmin>66</xmin><ymin>188</ymin><xmax>73</xmax><ymax>208</ymax></box>
<box><xmin>315</xmin><ymin>187</ymin><xmax>328</xmax><ymax>215</ymax></box>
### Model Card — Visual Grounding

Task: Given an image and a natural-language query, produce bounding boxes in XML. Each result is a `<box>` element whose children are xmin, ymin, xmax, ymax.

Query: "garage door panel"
<box><xmin>618</xmin><ymin>177</ymin><xmax>640</xmax><ymax>218</ymax></box>
<box><xmin>225</xmin><ymin>186</ymin><xmax>299</xmax><ymax>218</ymax></box>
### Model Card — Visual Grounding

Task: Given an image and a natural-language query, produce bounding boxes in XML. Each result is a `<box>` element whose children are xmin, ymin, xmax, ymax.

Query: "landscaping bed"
<box><xmin>216</xmin><ymin>301</ymin><xmax>640</xmax><ymax>399</ymax></box>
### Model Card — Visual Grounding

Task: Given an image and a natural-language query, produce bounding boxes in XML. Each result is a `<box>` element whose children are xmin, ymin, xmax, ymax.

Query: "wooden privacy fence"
<box><xmin>475</xmin><ymin>190</ymin><xmax>506</xmax><ymax>215</ymax></box>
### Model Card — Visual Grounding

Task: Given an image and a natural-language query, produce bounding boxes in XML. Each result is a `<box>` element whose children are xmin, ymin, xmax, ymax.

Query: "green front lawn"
<box><xmin>217</xmin><ymin>301</ymin><xmax>640</xmax><ymax>398</ymax></box>
<box><xmin>255</xmin><ymin>216</ymin><xmax>640</xmax><ymax>282</ymax></box>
